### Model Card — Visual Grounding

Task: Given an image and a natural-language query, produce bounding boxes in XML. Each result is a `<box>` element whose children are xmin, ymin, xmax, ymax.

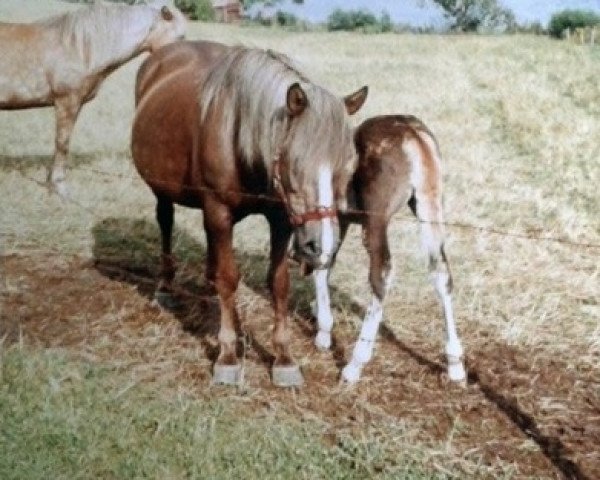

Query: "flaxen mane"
<box><xmin>199</xmin><ymin>46</ymin><xmax>356</xmax><ymax>181</ymax></box>
<box><xmin>40</xmin><ymin>2</ymin><xmax>160</xmax><ymax>72</ymax></box>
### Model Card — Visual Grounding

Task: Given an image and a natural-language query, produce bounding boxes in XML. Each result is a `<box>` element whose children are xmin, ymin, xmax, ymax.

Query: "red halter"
<box><xmin>272</xmin><ymin>159</ymin><xmax>337</xmax><ymax>227</ymax></box>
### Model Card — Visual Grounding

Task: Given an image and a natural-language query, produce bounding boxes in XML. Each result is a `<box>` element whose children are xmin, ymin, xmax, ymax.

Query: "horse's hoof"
<box><xmin>48</xmin><ymin>179</ymin><xmax>70</xmax><ymax>200</ymax></box>
<box><xmin>153</xmin><ymin>290</ymin><xmax>181</xmax><ymax>310</ymax></box>
<box><xmin>341</xmin><ymin>363</ymin><xmax>361</xmax><ymax>384</ymax></box>
<box><xmin>272</xmin><ymin>365</ymin><xmax>303</xmax><ymax>387</ymax></box>
<box><xmin>213</xmin><ymin>364</ymin><xmax>242</xmax><ymax>385</ymax></box>
<box><xmin>314</xmin><ymin>331</ymin><xmax>331</xmax><ymax>351</ymax></box>
<box><xmin>448</xmin><ymin>362</ymin><xmax>467</xmax><ymax>385</ymax></box>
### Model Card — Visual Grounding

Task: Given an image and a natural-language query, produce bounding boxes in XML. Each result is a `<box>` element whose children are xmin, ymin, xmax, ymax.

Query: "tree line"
<box><xmin>67</xmin><ymin>0</ymin><xmax>600</xmax><ymax>37</ymax></box>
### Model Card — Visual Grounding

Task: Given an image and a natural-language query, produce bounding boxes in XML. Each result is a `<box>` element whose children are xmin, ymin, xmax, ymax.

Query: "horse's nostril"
<box><xmin>303</xmin><ymin>240</ymin><xmax>321</xmax><ymax>257</ymax></box>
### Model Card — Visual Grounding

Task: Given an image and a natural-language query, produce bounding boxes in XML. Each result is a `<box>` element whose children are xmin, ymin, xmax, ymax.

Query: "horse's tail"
<box><xmin>404</xmin><ymin>123</ymin><xmax>452</xmax><ymax>288</ymax></box>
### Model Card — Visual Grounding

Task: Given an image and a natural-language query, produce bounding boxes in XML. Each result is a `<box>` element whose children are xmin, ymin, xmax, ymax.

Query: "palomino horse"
<box><xmin>311</xmin><ymin>115</ymin><xmax>466</xmax><ymax>384</ymax></box>
<box><xmin>0</xmin><ymin>1</ymin><xmax>186</xmax><ymax>197</ymax></box>
<box><xmin>132</xmin><ymin>41</ymin><xmax>368</xmax><ymax>386</ymax></box>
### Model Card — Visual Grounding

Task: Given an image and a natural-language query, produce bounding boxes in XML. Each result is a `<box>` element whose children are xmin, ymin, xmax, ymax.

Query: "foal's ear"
<box><xmin>161</xmin><ymin>5</ymin><xmax>174</xmax><ymax>21</ymax></box>
<box><xmin>286</xmin><ymin>82</ymin><xmax>308</xmax><ymax>117</ymax></box>
<box><xmin>344</xmin><ymin>86</ymin><xmax>368</xmax><ymax>115</ymax></box>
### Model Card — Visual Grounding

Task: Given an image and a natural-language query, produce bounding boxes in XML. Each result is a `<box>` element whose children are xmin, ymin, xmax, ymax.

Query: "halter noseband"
<box><xmin>272</xmin><ymin>158</ymin><xmax>337</xmax><ymax>227</ymax></box>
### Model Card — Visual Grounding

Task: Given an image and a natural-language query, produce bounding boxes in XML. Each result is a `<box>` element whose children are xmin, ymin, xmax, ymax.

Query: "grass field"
<box><xmin>1</xmin><ymin>1</ymin><xmax>599</xmax><ymax>478</ymax></box>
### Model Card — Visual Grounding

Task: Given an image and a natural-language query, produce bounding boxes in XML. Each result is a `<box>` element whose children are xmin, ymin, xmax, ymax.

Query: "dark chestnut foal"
<box><xmin>312</xmin><ymin>115</ymin><xmax>466</xmax><ymax>384</ymax></box>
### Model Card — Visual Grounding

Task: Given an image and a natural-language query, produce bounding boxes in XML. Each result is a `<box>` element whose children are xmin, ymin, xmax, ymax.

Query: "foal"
<box><xmin>312</xmin><ymin>115</ymin><xmax>466</xmax><ymax>384</ymax></box>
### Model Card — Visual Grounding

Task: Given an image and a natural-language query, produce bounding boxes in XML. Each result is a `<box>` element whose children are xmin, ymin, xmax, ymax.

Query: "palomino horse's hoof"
<box><xmin>213</xmin><ymin>364</ymin><xmax>242</xmax><ymax>385</ymax></box>
<box><xmin>153</xmin><ymin>290</ymin><xmax>181</xmax><ymax>310</ymax></box>
<box><xmin>48</xmin><ymin>179</ymin><xmax>71</xmax><ymax>201</ymax></box>
<box><xmin>272</xmin><ymin>365</ymin><xmax>303</xmax><ymax>387</ymax></box>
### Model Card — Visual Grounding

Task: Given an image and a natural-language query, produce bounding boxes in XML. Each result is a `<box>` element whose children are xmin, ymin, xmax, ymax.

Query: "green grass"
<box><xmin>0</xmin><ymin>346</ymin><xmax>438</xmax><ymax>480</ymax></box>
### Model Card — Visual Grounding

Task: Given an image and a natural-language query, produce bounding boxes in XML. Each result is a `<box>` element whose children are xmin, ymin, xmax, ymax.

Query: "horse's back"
<box><xmin>349</xmin><ymin>115</ymin><xmax>441</xmax><ymax>223</ymax></box>
<box><xmin>135</xmin><ymin>40</ymin><xmax>229</xmax><ymax>105</ymax></box>
<box><xmin>0</xmin><ymin>22</ymin><xmax>55</xmax><ymax>108</ymax></box>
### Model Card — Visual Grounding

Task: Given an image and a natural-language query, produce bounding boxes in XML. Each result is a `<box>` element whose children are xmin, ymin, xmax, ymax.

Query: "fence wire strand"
<box><xmin>16</xmin><ymin>166</ymin><xmax>600</xmax><ymax>251</ymax></box>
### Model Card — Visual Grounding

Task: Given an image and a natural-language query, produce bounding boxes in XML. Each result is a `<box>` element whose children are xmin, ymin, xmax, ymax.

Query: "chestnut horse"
<box><xmin>311</xmin><ymin>115</ymin><xmax>466</xmax><ymax>384</ymax></box>
<box><xmin>132</xmin><ymin>41</ymin><xmax>368</xmax><ymax>386</ymax></box>
<box><xmin>0</xmin><ymin>1</ymin><xmax>186</xmax><ymax>197</ymax></box>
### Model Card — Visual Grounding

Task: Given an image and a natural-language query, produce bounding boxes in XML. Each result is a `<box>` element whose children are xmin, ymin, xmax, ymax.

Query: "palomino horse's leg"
<box><xmin>154</xmin><ymin>196</ymin><xmax>178</xmax><ymax>308</ymax></box>
<box><xmin>267</xmin><ymin>214</ymin><xmax>302</xmax><ymax>387</ymax></box>
<box><xmin>313</xmin><ymin>219</ymin><xmax>350</xmax><ymax>350</ymax></box>
<box><xmin>203</xmin><ymin>202</ymin><xmax>241</xmax><ymax>385</ymax></box>
<box><xmin>49</xmin><ymin>95</ymin><xmax>82</xmax><ymax>198</ymax></box>
<box><xmin>412</xmin><ymin>195</ymin><xmax>466</xmax><ymax>383</ymax></box>
<box><xmin>341</xmin><ymin>219</ymin><xmax>393</xmax><ymax>383</ymax></box>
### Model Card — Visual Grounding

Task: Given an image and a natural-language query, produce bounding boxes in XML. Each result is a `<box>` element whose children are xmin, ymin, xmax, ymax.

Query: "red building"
<box><xmin>212</xmin><ymin>0</ymin><xmax>243</xmax><ymax>23</ymax></box>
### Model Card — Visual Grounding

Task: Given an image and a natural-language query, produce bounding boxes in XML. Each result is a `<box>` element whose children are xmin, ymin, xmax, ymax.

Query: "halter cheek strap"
<box><xmin>272</xmin><ymin>159</ymin><xmax>338</xmax><ymax>227</ymax></box>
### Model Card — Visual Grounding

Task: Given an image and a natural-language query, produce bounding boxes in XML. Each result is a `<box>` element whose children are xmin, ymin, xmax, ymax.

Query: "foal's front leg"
<box><xmin>313</xmin><ymin>268</ymin><xmax>334</xmax><ymax>350</ymax></box>
<box><xmin>342</xmin><ymin>221</ymin><xmax>392</xmax><ymax>383</ymax></box>
<box><xmin>204</xmin><ymin>203</ymin><xmax>241</xmax><ymax>385</ymax></box>
<box><xmin>267</xmin><ymin>215</ymin><xmax>303</xmax><ymax>387</ymax></box>
<box><xmin>312</xmin><ymin>219</ymin><xmax>349</xmax><ymax>350</ymax></box>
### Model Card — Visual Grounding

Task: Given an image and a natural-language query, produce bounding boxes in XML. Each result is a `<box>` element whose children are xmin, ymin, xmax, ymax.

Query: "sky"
<box><xmin>251</xmin><ymin>0</ymin><xmax>600</xmax><ymax>27</ymax></box>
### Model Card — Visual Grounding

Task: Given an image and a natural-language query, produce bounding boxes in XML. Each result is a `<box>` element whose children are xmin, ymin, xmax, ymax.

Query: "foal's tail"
<box><xmin>404</xmin><ymin>124</ymin><xmax>453</xmax><ymax>290</ymax></box>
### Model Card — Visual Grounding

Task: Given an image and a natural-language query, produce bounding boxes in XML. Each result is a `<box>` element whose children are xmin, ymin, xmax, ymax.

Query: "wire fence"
<box><xmin>13</xmin><ymin>165</ymin><xmax>600</xmax><ymax>252</ymax></box>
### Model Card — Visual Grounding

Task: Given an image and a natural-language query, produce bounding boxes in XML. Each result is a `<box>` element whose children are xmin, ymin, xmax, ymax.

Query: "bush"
<box><xmin>548</xmin><ymin>9</ymin><xmax>600</xmax><ymax>38</ymax></box>
<box><xmin>275</xmin><ymin>10</ymin><xmax>298</xmax><ymax>27</ymax></box>
<box><xmin>174</xmin><ymin>0</ymin><xmax>215</xmax><ymax>21</ymax></box>
<box><xmin>327</xmin><ymin>8</ymin><xmax>393</xmax><ymax>33</ymax></box>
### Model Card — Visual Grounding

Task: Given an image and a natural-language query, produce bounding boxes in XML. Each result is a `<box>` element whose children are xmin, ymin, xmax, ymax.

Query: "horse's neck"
<box><xmin>76</xmin><ymin>6</ymin><xmax>152</xmax><ymax>75</ymax></box>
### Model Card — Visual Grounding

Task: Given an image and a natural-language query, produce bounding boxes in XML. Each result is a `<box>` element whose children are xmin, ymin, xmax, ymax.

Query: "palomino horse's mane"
<box><xmin>200</xmin><ymin>46</ymin><xmax>355</xmax><ymax>182</ymax></box>
<box><xmin>39</xmin><ymin>2</ymin><xmax>161</xmax><ymax>72</ymax></box>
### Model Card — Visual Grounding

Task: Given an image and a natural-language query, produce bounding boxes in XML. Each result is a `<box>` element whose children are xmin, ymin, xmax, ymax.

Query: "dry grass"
<box><xmin>2</xmin><ymin>1</ymin><xmax>600</xmax><ymax>478</ymax></box>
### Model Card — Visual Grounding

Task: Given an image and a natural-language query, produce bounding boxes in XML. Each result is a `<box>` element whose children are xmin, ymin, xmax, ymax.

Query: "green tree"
<box><xmin>175</xmin><ymin>0</ymin><xmax>215</xmax><ymax>21</ymax></box>
<box><xmin>327</xmin><ymin>8</ymin><xmax>378</xmax><ymax>31</ymax></box>
<box><xmin>548</xmin><ymin>9</ymin><xmax>600</xmax><ymax>38</ymax></box>
<box><xmin>433</xmin><ymin>0</ymin><xmax>515</xmax><ymax>31</ymax></box>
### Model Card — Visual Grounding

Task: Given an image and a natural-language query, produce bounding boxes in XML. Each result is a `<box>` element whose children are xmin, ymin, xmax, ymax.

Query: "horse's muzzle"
<box><xmin>291</xmin><ymin>220</ymin><xmax>340</xmax><ymax>273</ymax></box>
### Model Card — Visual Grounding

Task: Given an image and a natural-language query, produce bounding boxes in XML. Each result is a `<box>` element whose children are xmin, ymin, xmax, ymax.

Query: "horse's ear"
<box><xmin>344</xmin><ymin>86</ymin><xmax>368</xmax><ymax>115</ymax></box>
<box><xmin>286</xmin><ymin>82</ymin><xmax>308</xmax><ymax>117</ymax></box>
<box><xmin>161</xmin><ymin>5</ymin><xmax>174</xmax><ymax>21</ymax></box>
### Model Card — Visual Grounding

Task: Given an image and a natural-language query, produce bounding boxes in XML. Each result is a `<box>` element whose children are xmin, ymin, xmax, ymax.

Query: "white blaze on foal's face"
<box><xmin>318</xmin><ymin>165</ymin><xmax>335</xmax><ymax>266</ymax></box>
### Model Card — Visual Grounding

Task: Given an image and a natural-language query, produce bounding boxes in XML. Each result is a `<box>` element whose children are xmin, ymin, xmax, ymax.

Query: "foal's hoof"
<box><xmin>213</xmin><ymin>364</ymin><xmax>242</xmax><ymax>385</ymax></box>
<box><xmin>314</xmin><ymin>331</ymin><xmax>332</xmax><ymax>351</ymax></box>
<box><xmin>272</xmin><ymin>365</ymin><xmax>303</xmax><ymax>387</ymax></box>
<box><xmin>448</xmin><ymin>362</ymin><xmax>467</xmax><ymax>386</ymax></box>
<box><xmin>341</xmin><ymin>363</ymin><xmax>361</xmax><ymax>384</ymax></box>
<box><xmin>153</xmin><ymin>290</ymin><xmax>181</xmax><ymax>310</ymax></box>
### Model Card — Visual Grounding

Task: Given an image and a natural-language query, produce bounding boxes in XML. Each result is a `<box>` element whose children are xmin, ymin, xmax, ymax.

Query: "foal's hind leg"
<box><xmin>412</xmin><ymin>195</ymin><xmax>466</xmax><ymax>383</ymax></box>
<box><xmin>154</xmin><ymin>196</ymin><xmax>178</xmax><ymax>308</ymax></box>
<box><xmin>49</xmin><ymin>95</ymin><xmax>82</xmax><ymax>198</ymax></box>
<box><xmin>342</xmin><ymin>220</ymin><xmax>393</xmax><ymax>383</ymax></box>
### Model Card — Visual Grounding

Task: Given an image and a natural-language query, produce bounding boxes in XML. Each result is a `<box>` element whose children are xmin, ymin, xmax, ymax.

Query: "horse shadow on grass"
<box><xmin>91</xmin><ymin>217</ymin><xmax>589</xmax><ymax>480</ymax></box>
<box><xmin>91</xmin><ymin>217</ymin><xmax>368</xmax><ymax>370</ymax></box>
<box><xmin>91</xmin><ymin>216</ymin><xmax>321</xmax><ymax>368</ymax></box>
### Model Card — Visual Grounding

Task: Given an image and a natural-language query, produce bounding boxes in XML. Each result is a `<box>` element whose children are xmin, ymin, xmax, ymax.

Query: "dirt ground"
<box><xmin>1</xmin><ymin>252</ymin><xmax>599</xmax><ymax>479</ymax></box>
